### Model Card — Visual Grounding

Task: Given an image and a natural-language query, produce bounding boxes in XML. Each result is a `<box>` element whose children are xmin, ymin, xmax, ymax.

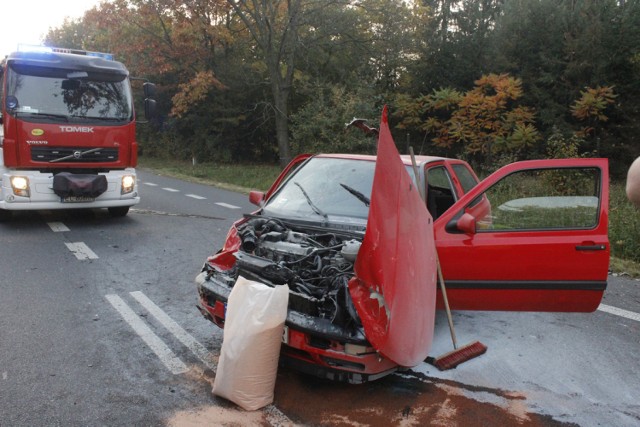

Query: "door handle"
<box><xmin>575</xmin><ymin>244</ymin><xmax>606</xmax><ymax>251</ymax></box>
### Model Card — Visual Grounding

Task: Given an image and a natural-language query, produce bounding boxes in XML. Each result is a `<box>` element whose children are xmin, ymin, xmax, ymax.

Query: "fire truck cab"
<box><xmin>0</xmin><ymin>45</ymin><xmax>155</xmax><ymax>220</ymax></box>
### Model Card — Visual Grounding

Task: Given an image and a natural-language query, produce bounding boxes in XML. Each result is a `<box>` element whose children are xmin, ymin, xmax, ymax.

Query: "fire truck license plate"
<box><xmin>61</xmin><ymin>196</ymin><xmax>95</xmax><ymax>203</ymax></box>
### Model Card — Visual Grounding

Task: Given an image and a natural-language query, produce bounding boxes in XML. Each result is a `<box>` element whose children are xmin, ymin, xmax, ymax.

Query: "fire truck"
<box><xmin>0</xmin><ymin>45</ymin><xmax>155</xmax><ymax>220</ymax></box>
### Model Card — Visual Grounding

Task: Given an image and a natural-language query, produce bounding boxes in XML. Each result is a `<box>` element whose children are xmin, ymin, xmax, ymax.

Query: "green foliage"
<box><xmin>546</xmin><ymin>131</ymin><xmax>586</xmax><ymax>159</ymax></box>
<box><xmin>571</xmin><ymin>86</ymin><xmax>617</xmax><ymax>139</ymax></box>
<box><xmin>396</xmin><ymin>73</ymin><xmax>540</xmax><ymax>165</ymax></box>
<box><xmin>42</xmin><ymin>0</ymin><xmax>640</xmax><ymax>179</ymax></box>
<box><xmin>491</xmin><ymin>0</ymin><xmax>640</xmax><ymax>168</ymax></box>
<box><xmin>289</xmin><ymin>84</ymin><xmax>379</xmax><ymax>155</ymax></box>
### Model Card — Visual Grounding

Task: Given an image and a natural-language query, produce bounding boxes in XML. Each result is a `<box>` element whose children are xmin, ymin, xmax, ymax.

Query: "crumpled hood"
<box><xmin>349</xmin><ymin>106</ymin><xmax>437</xmax><ymax>367</ymax></box>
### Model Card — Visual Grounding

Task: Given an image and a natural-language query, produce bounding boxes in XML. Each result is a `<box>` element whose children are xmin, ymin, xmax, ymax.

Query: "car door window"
<box><xmin>475</xmin><ymin>167</ymin><xmax>600</xmax><ymax>231</ymax></box>
<box><xmin>426</xmin><ymin>166</ymin><xmax>457</xmax><ymax>219</ymax></box>
<box><xmin>451</xmin><ymin>164</ymin><xmax>479</xmax><ymax>193</ymax></box>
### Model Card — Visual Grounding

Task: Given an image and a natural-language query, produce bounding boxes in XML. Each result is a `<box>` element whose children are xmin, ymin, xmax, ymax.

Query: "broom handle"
<box><xmin>408</xmin><ymin>147</ymin><xmax>458</xmax><ymax>350</ymax></box>
<box><xmin>436</xmin><ymin>252</ymin><xmax>458</xmax><ymax>349</ymax></box>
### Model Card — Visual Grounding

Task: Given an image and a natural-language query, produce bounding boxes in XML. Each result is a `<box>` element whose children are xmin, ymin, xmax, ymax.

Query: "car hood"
<box><xmin>349</xmin><ymin>106</ymin><xmax>437</xmax><ymax>367</ymax></box>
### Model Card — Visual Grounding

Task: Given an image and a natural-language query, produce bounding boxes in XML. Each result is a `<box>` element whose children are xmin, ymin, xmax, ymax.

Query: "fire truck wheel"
<box><xmin>108</xmin><ymin>206</ymin><xmax>130</xmax><ymax>217</ymax></box>
<box><xmin>0</xmin><ymin>209</ymin><xmax>12</xmax><ymax>222</ymax></box>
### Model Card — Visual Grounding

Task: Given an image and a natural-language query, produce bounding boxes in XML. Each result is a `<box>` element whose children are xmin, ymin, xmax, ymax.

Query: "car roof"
<box><xmin>315</xmin><ymin>153</ymin><xmax>458</xmax><ymax>166</ymax></box>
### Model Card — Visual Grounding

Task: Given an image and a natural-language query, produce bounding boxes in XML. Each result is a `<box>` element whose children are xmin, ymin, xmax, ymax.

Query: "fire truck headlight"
<box><xmin>11</xmin><ymin>176</ymin><xmax>30</xmax><ymax>197</ymax></box>
<box><xmin>121</xmin><ymin>175</ymin><xmax>135</xmax><ymax>194</ymax></box>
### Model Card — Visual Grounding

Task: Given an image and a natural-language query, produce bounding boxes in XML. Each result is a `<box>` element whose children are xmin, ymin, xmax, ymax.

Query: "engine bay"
<box><xmin>211</xmin><ymin>215</ymin><xmax>364</xmax><ymax>331</ymax></box>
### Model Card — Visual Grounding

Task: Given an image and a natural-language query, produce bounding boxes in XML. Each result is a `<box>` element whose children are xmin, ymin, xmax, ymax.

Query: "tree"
<box><xmin>571</xmin><ymin>85</ymin><xmax>617</xmax><ymax>156</ymax></box>
<box><xmin>227</xmin><ymin>0</ymin><xmax>308</xmax><ymax>166</ymax></box>
<box><xmin>396</xmin><ymin>74</ymin><xmax>539</xmax><ymax>167</ymax></box>
<box><xmin>290</xmin><ymin>84</ymin><xmax>379</xmax><ymax>155</ymax></box>
<box><xmin>491</xmin><ymin>0</ymin><xmax>640</xmax><ymax>172</ymax></box>
<box><xmin>408</xmin><ymin>0</ymin><xmax>503</xmax><ymax>93</ymax></box>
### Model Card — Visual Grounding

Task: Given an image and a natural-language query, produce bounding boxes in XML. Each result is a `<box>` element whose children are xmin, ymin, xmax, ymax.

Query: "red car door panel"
<box><xmin>435</xmin><ymin>158</ymin><xmax>609</xmax><ymax>312</ymax></box>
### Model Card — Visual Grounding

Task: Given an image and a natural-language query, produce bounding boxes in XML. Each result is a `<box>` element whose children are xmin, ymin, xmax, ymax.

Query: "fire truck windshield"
<box><xmin>6</xmin><ymin>64</ymin><xmax>134</xmax><ymax>124</ymax></box>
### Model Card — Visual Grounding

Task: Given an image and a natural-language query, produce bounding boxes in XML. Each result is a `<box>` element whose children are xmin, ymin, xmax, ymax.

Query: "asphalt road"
<box><xmin>0</xmin><ymin>169</ymin><xmax>638</xmax><ymax>426</ymax></box>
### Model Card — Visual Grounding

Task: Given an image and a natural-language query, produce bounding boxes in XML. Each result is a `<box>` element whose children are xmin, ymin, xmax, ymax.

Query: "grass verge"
<box><xmin>138</xmin><ymin>156</ymin><xmax>282</xmax><ymax>194</ymax></box>
<box><xmin>609</xmin><ymin>257</ymin><xmax>640</xmax><ymax>278</ymax></box>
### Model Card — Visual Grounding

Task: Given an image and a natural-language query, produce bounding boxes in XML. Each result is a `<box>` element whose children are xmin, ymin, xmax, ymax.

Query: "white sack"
<box><xmin>212</xmin><ymin>276</ymin><xmax>289</xmax><ymax>411</ymax></box>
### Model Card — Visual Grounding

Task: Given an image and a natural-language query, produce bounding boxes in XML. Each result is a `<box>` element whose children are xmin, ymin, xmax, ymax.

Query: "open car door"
<box><xmin>435</xmin><ymin>158</ymin><xmax>609</xmax><ymax>312</ymax></box>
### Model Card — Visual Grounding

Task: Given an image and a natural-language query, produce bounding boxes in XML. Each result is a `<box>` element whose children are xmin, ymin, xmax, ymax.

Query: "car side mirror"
<box><xmin>456</xmin><ymin>212</ymin><xmax>477</xmax><ymax>235</ymax></box>
<box><xmin>249</xmin><ymin>190</ymin><xmax>265</xmax><ymax>207</ymax></box>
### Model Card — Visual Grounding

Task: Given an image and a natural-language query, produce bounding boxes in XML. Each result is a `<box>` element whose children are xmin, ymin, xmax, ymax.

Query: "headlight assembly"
<box><xmin>121</xmin><ymin>175</ymin><xmax>135</xmax><ymax>194</ymax></box>
<box><xmin>11</xmin><ymin>176</ymin><xmax>30</xmax><ymax>197</ymax></box>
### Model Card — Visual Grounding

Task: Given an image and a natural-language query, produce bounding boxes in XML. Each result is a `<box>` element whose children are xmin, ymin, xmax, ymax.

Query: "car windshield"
<box><xmin>6</xmin><ymin>63</ymin><xmax>133</xmax><ymax>124</ymax></box>
<box><xmin>263</xmin><ymin>157</ymin><xmax>376</xmax><ymax>223</ymax></box>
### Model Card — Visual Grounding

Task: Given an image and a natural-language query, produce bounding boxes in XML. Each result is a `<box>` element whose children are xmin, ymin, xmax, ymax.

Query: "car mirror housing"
<box><xmin>249</xmin><ymin>190</ymin><xmax>265</xmax><ymax>207</ymax></box>
<box><xmin>456</xmin><ymin>212</ymin><xmax>477</xmax><ymax>235</ymax></box>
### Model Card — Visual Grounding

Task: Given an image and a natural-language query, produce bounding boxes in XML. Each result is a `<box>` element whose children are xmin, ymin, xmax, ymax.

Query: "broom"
<box><xmin>407</xmin><ymin>147</ymin><xmax>486</xmax><ymax>370</ymax></box>
<box><xmin>426</xmin><ymin>253</ymin><xmax>487</xmax><ymax>370</ymax></box>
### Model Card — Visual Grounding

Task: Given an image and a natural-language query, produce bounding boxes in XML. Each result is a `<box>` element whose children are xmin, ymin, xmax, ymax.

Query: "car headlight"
<box><xmin>11</xmin><ymin>176</ymin><xmax>30</xmax><ymax>197</ymax></box>
<box><xmin>121</xmin><ymin>175</ymin><xmax>135</xmax><ymax>194</ymax></box>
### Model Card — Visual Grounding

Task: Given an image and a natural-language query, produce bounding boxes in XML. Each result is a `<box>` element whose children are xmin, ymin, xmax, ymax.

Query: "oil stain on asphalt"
<box><xmin>272</xmin><ymin>368</ymin><xmax>577</xmax><ymax>426</ymax></box>
<box><xmin>168</xmin><ymin>366</ymin><xmax>578</xmax><ymax>426</ymax></box>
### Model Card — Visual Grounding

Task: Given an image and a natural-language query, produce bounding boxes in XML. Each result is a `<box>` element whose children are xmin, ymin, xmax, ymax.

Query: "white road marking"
<box><xmin>47</xmin><ymin>222</ymin><xmax>70</xmax><ymax>232</ymax></box>
<box><xmin>215</xmin><ymin>202</ymin><xmax>241</xmax><ymax>209</ymax></box>
<box><xmin>162</xmin><ymin>187</ymin><xmax>180</xmax><ymax>192</ymax></box>
<box><xmin>598</xmin><ymin>303</ymin><xmax>640</xmax><ymax>322</ymax></box>
<box><xmin>186</xmin><ymin>194</ymin><xmax>206</xmax><ymax>200</ymax></box>
<box><xmin>143</xmin><ymin>182</ymin><xmax>158</xmax><ymax>186</ymax></box>
<box><xmin>2</xmin><ymin>372</ymin><xmax>7</xmax><ymax>380</ymax></box>
<box><xmin>65</xmin><ymin>242</ymin><xmax>99</xmax><ymax>260</ymax></box>
<box><xmin>106</xmin><ymin>294</ymin><xmax>188</xmax><ymax>375</ymax></box>
<box><xmin>130</xmin><ymin>291</ymin><xmax>216</xmax><ymax>372</ymax></box>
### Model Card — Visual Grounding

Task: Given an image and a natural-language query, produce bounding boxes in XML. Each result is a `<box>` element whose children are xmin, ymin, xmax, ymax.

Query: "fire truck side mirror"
<box><xmin>144</xmin><ymin>98</ymin><xmax>157</xmax><ymax>120</ymax></box>
<box><xmin>143</xmin><ymin>82</ymin><xmax>157</xmax><ymax>98</ymax></box>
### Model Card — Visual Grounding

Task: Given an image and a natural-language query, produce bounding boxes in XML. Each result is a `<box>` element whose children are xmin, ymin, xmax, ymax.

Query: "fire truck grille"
<box><xmin>31</xmin><ymin>147</ymin><xmax>120</xmax><ymax>163</ymax></box>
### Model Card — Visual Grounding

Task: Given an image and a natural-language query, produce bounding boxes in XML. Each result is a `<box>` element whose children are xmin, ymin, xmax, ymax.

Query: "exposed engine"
<box><xmin>230</xmin><ymin>216</ymin><xmax>363</xmax><ymax>328</ymax></box>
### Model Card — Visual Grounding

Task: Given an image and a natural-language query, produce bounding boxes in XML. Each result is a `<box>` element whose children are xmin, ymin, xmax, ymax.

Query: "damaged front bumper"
<box><xmin>195</xmin><ymin>270</ymin><xmax>398</xmax><ymax>384</ymax></box>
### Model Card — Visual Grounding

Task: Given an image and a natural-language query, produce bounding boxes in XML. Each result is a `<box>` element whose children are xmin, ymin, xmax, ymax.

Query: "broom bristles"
<box><xmin>428</xmin><ymin>341</ymin><xmax>487</xmax><ymax>371</ymax></box>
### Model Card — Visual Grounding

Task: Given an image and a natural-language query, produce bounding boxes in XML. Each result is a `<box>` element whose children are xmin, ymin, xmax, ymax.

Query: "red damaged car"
<box><xmin>196</xmin><ymin>113</ymin><xmax>609</xmax><ymax>384</ymax></box>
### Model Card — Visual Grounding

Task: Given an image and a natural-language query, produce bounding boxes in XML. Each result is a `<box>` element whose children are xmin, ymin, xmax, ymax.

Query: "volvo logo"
<box><xmin>73</xmin><ymin>151</ymin><xmax>82</xmax><ymax>159</ymax></box>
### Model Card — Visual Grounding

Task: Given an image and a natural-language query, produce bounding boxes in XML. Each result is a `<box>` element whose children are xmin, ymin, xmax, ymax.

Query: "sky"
<box><xmin>1</xmin><ymin>0</ymin><xmax>103</xmax><ymax>58</ymax></box>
